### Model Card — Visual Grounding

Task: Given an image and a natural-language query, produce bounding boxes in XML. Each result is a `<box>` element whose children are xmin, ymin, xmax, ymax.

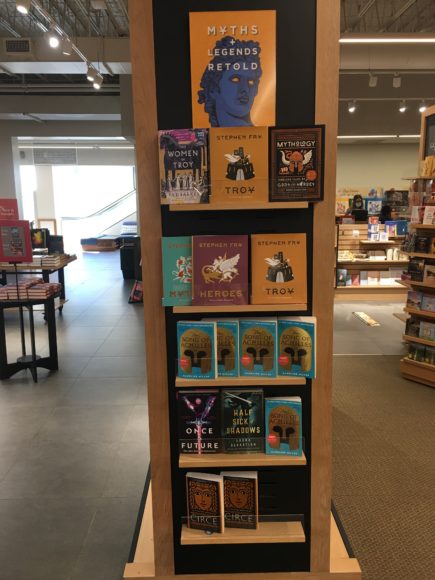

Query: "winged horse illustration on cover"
<box><xmin>202</xmin><ymin>254</ymin><xmax>240</xmax><ymax>284</ymax></box>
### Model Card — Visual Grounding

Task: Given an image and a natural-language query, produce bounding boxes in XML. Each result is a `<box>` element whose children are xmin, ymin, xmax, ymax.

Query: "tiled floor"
<box><xmin>0</xmin><ymin>251</ymin><xmax>148</xmax><ymax>580</ymax></box>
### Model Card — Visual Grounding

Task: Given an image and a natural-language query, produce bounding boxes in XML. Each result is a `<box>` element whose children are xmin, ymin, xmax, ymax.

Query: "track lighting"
<box><xmin>86</xmin><ymin>64</ymin><xmax>97</xmax><ymax>82</ymax></box>
<box><xmin>419</xmin><ymin>101</ymin><xmax>427</xmax><ymax>113</ymax></box>
<box><xmin>348</xmin><ymin>101</ymin><xmax>357</xmax><ymax>113</ymax></box>
<box><xmin>93</xmin><ymin>73</ymin><xmax>103</xmax><ymax>90</ymax></box>
<box><xmin>368</xmin><ymin>73</ymin><xmax>378</xmax><ymax>88</ymax></box>
<box><xmin>399</xmin><ymin>101</ymin><xmax>407</xmax><ymax>113</ymax></box>
<box><xmin>16</xmin><ymin>0</ymin><xmax>31</xmax><ymax>14</ymax></box>
<box><xmin>61</xmin><ymin>37</ymin><xmax>72</xmax><ymax>56</ymax></box>
<box><xmin>392</xmin><ymin>74</ymin><xmax>401</xmax><ymax>89</ymax></box>
<box><xmin>45</xmin><ymin>28</ymin><xmax>60</xmax><ymax>48</ymax></box>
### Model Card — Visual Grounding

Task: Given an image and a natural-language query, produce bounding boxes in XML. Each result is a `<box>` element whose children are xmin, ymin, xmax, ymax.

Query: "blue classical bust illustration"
<box><xmin>198</xmin><ymin>36</ymin><xmax>262</xmax><ymax>127</ymax></box>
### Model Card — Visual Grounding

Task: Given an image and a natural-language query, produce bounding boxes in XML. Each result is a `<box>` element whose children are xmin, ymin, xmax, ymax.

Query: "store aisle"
<box><xmin>0</xmin><ymin>251</ymin><xmax>148</xmax><ymax>580</ymax></box>
<box><xmin>333</xmin><ymin>303</ymin><xmax>435</xmax><ymax>580</ymax></box>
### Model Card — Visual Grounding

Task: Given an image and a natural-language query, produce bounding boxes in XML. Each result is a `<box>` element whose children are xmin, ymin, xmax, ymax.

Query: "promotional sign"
<box><xmin>0</xmin><ymin>199</ymin><xmax>19</xmax><ymax>220</ymax></box>
<box><xmin>0</xmin><ymin>219</ymin><xmax>32</xmax><ymax>263</ymax></box>
<box><xmin>189</xmin><ymin>10</ymin><xmax>276</xmax><ymax>128</ymax></box>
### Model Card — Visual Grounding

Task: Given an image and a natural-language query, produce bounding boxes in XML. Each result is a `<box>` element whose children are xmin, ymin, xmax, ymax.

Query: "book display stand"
<box><xmin>126</xmin><ymin>1</ymin><xmax>360</xmax><ymax>578</ymax></box>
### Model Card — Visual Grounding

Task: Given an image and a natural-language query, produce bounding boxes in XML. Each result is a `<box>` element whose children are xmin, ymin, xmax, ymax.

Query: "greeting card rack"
<box><xmin>126</xmin><ymin>0</ymin><xmax>360</xmax><ymax>579</ymax></box>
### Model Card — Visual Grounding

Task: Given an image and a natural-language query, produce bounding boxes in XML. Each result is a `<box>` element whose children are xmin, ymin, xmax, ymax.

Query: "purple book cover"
<box><xmin>192</xmin><ymin>235</ymin><xmax>249</xmax><ymax>305</ymax></box>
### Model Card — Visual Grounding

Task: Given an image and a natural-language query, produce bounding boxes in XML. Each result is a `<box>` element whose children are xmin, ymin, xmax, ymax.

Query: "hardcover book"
<box><xmin>336</xmin><ymin>269</ymin><xmax>347</xmax><ymax>287</ymax></box>
<box><xmin>177</xmin><ymin>321</ymin><xmax>217</xmax><ymax>379</ymax></box>
<box><xmin>423</xmin><ymin>264</ymin><xmax>435</xmax><ymax>282</ymax></box>
<box><xmin>186</xmin><ymin>472</ymin><xmax>224</xmax><ymax>533</ymax></box>
<box><xmin>424</xmin><ymin>345</ymin><xmax>435</xmax><ymax>365</ymax></box>
<box><xmin>220</xmin><ymin>471</ymin><xmax>258</xmax><ymax>530</ymax></box>
<box><xmin>209</xmin><ymin>126</ymin><xmax>269</xmax><ymax>204</ymax></box>
<box><xmin>221</xmin><ymin>389</ymin><xmax>264</xmax><ymax>453</ymax></box>
<box><xmin>277</xmin><ymin>317</ymin><xmax>316</xmax><ymax>379</ymax></box>
<box><xmin>270</xmin><ymin>126</ymin><xmax>324</xmax><ymax>202</ymax></box>
<box><xmin>408</xmin><ymin>343</ymin><xmax>425</xmax><ymax>362</ymax></box>
<box><xmin>415</xmin><ymin>236</ymin><xmax>430</xmax><ymax>253</ymax></box>
<box><xmin>178</xmin><ymin>390</ymin><xmax>221</xmax><ymax>454</ymax></box>
<box><xmin>158</xmin><ymin>129</ymin><xmax>209</xmax><ymax>204</ymax></box>
<box><xmin>406</xmin><ymin>291</ymin><xmax>423</xmax><ymax>310</ymax></box>
<box><xmin>421</xmin><ymin>294</ymin><xmax>435</xmax><ymax>312</ymax></box>
<box><xmin>192</xmin><ymin>235</ymin><xmax>249</xmax><ymax>306</ymax></box>
<box><xmin>161</xmin><ymin>237</ymin><xmax>192</xmax><ymax>306</ymax></box>
<box><xmin>408</xmin><ymin>258</ymin><xmax>425</xmax><ymax>282</ymax></box>
<box><xmin>265</xmin><ymin>396</ymin><xmax>303</xmax><ymax>456</ymax></box>
<box><xmin>405</xmin><ymin>317</ymin><xmax>420</xmax><ymax>338</ymax></box>
<box><xmin>239</xmin><ymin>319</ymin><xmax>277</xmax><ymax>378</ymax></box>
<box><xmin>250</xmin><ymin>233</ymin><xmax>307</xmax><ymax>305</ymax></box>
<box><xmin>216</xmin><ymin>320</ymin><xmax>239</xmax><ymax>378</ymax></box>
<box><xmin>419</xmin><ymin>321</ymin><xmax>435</xmax><ymax>341</ymax></box>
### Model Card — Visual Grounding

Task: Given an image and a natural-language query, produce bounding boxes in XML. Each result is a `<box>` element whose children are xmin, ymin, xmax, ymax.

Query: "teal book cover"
<box><xmin>217</xmin><ymin>321</ymin><xmax>239</xmax><ymax>378</ymax></box>
<box><xmin>277</xmin><ymin>317</ymin><xmax>316</xmax><ymax>379</ymax></box>
<box><xmin>177</xmin><ymin>321</ymin><xmax>217</xmax><ymax>379</ymax></box>
<box><xmin>161</xmin><ymin>236</ymin><xmax>192</xmax><ymax>306</ymax></box>
<box><xmin>265</xmin><ymin>397</ymin><xmax>303</xmax><ymax>456</ymax></box>
<box><xmin>239</xmin><ymin>319</ymin><xmax>277</xmax><ymax>378</ymax></box>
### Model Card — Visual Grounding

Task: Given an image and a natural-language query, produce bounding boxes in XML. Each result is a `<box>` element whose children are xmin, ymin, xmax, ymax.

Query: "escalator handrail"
<box><xmin>61</xmin><ymin>189</ymin><xmax>136</xmax><ymax>221</ymax></box>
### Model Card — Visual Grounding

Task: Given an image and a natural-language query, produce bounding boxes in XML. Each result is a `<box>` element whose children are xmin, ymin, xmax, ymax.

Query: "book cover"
<box><xmin>277</xmin><ymin>317</ymin><xmax>316</xmax><ymax>379</ymax></box>
<box><xmin>251</xmin><ymin>233</ymin><xmax>307</xmax><ymax>305</ymax></box>
<box><xmin>221</xmin><ymin>389</ymin><xmax>264</xmax><ymax>453</ymax></box>
<box><xmin>178</xmin><ymin>390</ymin><xmax>221</xmax><ymax>454</ymax></box>
<box><xmin>423</xmin><ymin>206</ymin><xmax>435</xmax><ymax>225</ymax></box>
<box><xmin>265</xmin><ymin>397</ymin><xmax>303</xmax><ymax>456</ymax></box>
<box><xmin>221</xmin><ymin>471</ymin><xmax>258</xmax><ymax>529</ymax></box>
<box><xmin>424</xmin><ymin>345</ymin><xmax>435</xmax><ymax>365</ymax></box>
<box><xmin>345</xmin><ymin>274</ymin><xmax>352</xmax><ymax>286</ymax></box>
<box><xmin>189</xmin><ymin>10</ymin><xmax>276</xmax><ymax>128</ymax></box>
<box><xmin>158</xmin><ymin>129</ymin><xmax>209</xmax><ymax>204</ymax></box>
<box><xmin>360</xmin><ymin>271</ymin><xmax>368</xmax><ymax>286</ymax></box>
<box><xmin>410</xmin><ymin>206</ymin><xmax>425</xmax><ymax>224</ymax></box>
<box><xmin>270</xmin><ymin>126</ymin><xmax>324</xmax><ymax>202</ymax></box>
<box><xmin>419</xmin><ymin>321</ymin><xmax>435</xmax><ymax>341</ymax></box>
<box><xmin>239</xmin><ymin>319</ymin><xmax>277</xmax><ymax>378</ymax></box>
<box><xmin>367</xmin><ymin>271</ymin><xmax>380</xmax><ymax>286</ymax></box>
<box><xmin>0</xmin><ymin>219</ymin><xmax>33</xmax><ymax>263</ymax></box>
<box><xmin>415</xmin><ymin>236</ymin><xmax>430</xmax><ymax>253</ymax></box>
<box><xmin>161</xmin><ymin>237</ymin><xmax>192</xmax><ymax>306</ymax></box>
<box><xmin>216</xmin><ymin>320</ymin><xmax>239</xmax><ymax>378</ymax></box>
<box><xmin>406</xmin><ymin>317</ymin><xmax>420</xmax><ymax>338</ymax></box>
<box><xmin>209</xmin><ymin>126</ymin><xmax>269</xmax><ymax>204</ymax></box>
<box><xmin>406</xmin><ymin>291</ymin><xmax>423</xmax><ymax>310</ymax></box>
<box><xmin>336</xmin><ymin>268</ymin><xmax>347</xmax><ymax>287</ymax></box>
<box><xmin>192</xmin><ymin>235</ymin><xmax>249</xmax><ymax>306</ymax></box>
<box><xmin>421</xmin><ymin>294</ymin><xmax>435</xmax><ymax>312</ymax></box>
<box><xmin>177</xmin><ymin>321</ymin><xmax>217</xmax><ymax>379</ymax></box>
<box><xmin>335</xmin><ymin>197</ymin><xmax>350</xmax><ymax>215</ymax></box>
<box><xmin>350</xmin><ymin>271</ymin><xmax>360</xmax><ymax>286</ymax></box>
<box><xmin>408</xmin><ymin>258</ymin><xmax>425</xmax><ymax>282</ymax></box>
<box><xmin>423</xmin><ymin>264</ymin><xmax>435</xmax><ymax>282</ymax></box>
<box><xmin>186</xmin><ymin>472</ymin><xmax>224</xmax><ymax>533</ymax></box>
<box><xmin>366</xmin><ymin>199</ymin><xmax>382</xmax><ymax>214</ymax></box>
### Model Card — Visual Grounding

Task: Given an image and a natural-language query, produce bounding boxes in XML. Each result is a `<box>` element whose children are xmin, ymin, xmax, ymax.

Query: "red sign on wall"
<box><xmin>0</xmin><ymin>199</ymin><xmax>19</xmax><ymax>220</ymax></box>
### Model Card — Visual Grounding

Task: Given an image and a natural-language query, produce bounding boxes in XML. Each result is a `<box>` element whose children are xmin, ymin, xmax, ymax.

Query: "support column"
<box><xmin>34</xmin><ymin>165</ymin><xmax>56</xmax><ymax>221</ymax></box>
<box><xmin>0</xmin><ymin>136</ymin><xmax>23</xmax><ymax>216</ymax></box>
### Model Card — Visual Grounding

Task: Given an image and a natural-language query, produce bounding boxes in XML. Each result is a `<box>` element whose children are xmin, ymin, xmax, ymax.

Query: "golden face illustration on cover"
<box><xmin>189</xmin><ymin>11</ymin><xmax>276</xmax><ymax>128</ymax></box>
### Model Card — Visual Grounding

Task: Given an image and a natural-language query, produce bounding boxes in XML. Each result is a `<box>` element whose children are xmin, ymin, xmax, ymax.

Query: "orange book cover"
<box><xmin>210</xmin><ymin>126</ymin><xmax>268</xmax><ymax>204</ymax></box>
<box><xmin>189</xmin><ymin>10</ymin><xmax>276</xmax><ymax>128</ymax></box>
<box><xmin>251</xmin><ymin>234</ymin><xmax>307</xmax><ymax>305</ymax></box>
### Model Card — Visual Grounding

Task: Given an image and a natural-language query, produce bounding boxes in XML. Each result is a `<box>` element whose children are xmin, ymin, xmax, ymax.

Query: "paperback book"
<box><xmin>178</xmin><ymin>390</ymin><xmax>221</xmax><ymax>454</ymax></box>
<box><xmin>405</xmin><ymin>317</ymin><xmax>420</xmax><ymax>338</ymax></box>
<box><xmin>277</xmin><ymin>317</ymin><xmax>316</xmax><ymax>379</ymax></box>
<box><xmin>408</xmin><ymin>343</ymin><xmax>425</xmax><ymax>362</ymax></box>
<box><xmin>265</xmin><ymin>396</ymin><xmax>303</xmax><ymax>456</ymax></box>
<box><xmin>186</xmin><ymin>472</ymin><xmax>224</xmax><ymax>533</ymax></box>
<box><xmin>221</xmin><ymin>472</ymin><xmax>258</xmax><ymax>530</ymax></box>
<box><xmin>192</xmin><ymin>235</ymin><xmax>249</xmax><ymax>306</ymax></box>
<box><xmin>221</xmin><ymin>389</ymin><xmax>264</xmax><ymax>453</ymax></box>
<box><xmin>177</xmin><ymin>321</ymin><xmax>217</xmax><ymax>379</ymax></box>
<box><xmin>215</xmin><ymin>320</ymin><xmax>239</xmax><ymax>378</ymax></box>
<box><xmin>406</xmin><ymin>291</ymin><xmax>423</xmax><ymax>310</ymax></box>
<box><xmin>336</xmin><ymin>269</ymin><xmax>347</xmax><ymax>287</ymax></box>
<box><xmin>161</xmin><ymin>236</ymin><xmax>192</xmax><ymax>306</ymax></box>
<box><xmin>408</xmin><ymin>258</ymin><xmax>425</xmax><ymax>282</ymax></box>
<box><xmin>239</xmin><ymin>319</ymin><xmax>277</xmax><ymax>378</ymax></box>
<box><xmin>421</xmin><ymin>294</ymin><xmax>435</xmax><ymax>312</ymax></box>
<box><xmin>251</xmin><ymin>233</ymin><xmax>307</xmax><ymax>305</ymax></box>
<box><xmin>419</xmin><ymin>321</ymin><xmax>435</xmax><ymax>341</ymax></box>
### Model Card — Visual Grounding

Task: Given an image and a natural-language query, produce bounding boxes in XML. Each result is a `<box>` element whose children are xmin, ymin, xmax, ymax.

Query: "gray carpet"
<box><xmin>333</xmin><ymin>355</ymin><xmax>435</xmax><ymax>580</ymax></box>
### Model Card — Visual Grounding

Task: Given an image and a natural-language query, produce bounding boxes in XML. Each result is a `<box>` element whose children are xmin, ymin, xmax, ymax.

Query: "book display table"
<box><xmin>0</xmin><ymin>295</ymin><xmax>58</xmax><ymax>382</ymax></box>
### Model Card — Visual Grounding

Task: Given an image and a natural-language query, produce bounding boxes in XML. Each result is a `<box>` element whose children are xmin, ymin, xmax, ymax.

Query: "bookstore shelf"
<box><xmin>405</xmin><ymin>252</ymin><xmax>435</xmax><ymax>259</ymax></box>
<box><xmin>180</xmin><ymin>521</ymin><xmax>306</xmax><ymax>545</ymax></box>
<box><xmin>402</xmin><ymin>334</ymin><xmax>435</xmax><ymax>347</ymax></box>
<box><xmin>337</xmin><ymin>260</ymin><xmax>408</xmax><ymax>266</ymax></box>
<box><xmin>169</xmin><ymin>202</ymin><xmax>309</xmax><ymax>212</ymax></box>
<box><xmin>404</xmin><ymin>307</ymin><xmax>435</xmax><ymax>320</ymax></box>
<box><xmin>398</xmin><ymin>280</ymin><xmax>435</xmax><ymax>291</ymax></box>
<box><xmin>175</xmin><ymin>377</ymin><xmax>306</xmax><ymax>388</ymax></box>
<box><xmin>359</xmin><ymin>240</ymin><xmax>396</xmax><ymax>246</ymax></box>
<box><xmin>336</xmin><ymin>284</ymin><xmax>404</xmax><ymax>290</ymax></box>
<box><xmin>173</xmin><ymin>304</ymin><xmax>308</xmax><ymax>314</ymax></box>
<box><xmin>394</xmin><ymin>312</ymin><xmax>408</xmax><ymax>323</ymax></box>
<box><xmin>400</xmin><ymin>356</ymin><xmax>435</xmax><ymax>374</ymax></box>
<box><xmin>179</xmin><ymin>452</ymin><xmax>307</xmax><ymax>469</ymax></box>
<box><xmin>414</xmin><ymin>224</ymin><xmax>435</xmax><ymax>230</ymax></box>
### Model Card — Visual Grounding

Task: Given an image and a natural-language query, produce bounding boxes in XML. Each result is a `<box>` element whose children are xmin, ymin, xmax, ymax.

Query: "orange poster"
<box><xmin>210</xmin><ymin>126</ymin><xmax>269</xmax><ymax>204</ymax></box>
<box><xmin>189</xmin><ymin>11</ymin><xmax>276</xmax><ymax>128</ymax></box>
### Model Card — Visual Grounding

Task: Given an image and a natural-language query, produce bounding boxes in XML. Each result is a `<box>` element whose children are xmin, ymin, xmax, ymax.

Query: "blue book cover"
<box><xmin>177</xmin><ymin>321</ymin><xmax>217</xmax><ymax>379</ymax></box>
<box><xmin>239</xmin><ymin>319</ymin><xmax>277</xmax><ymax>378</ymax></box>
<box><xmin>265</xmin><ymin>397</ymin><xmax>303</xmax><ymax>456</ymax></box>
<box><xmin>277</xmin><ymin>317</ymin><xmax>316</xmax><ymax>379</ymax></box>
<box><xmin>161</xmin><ymin>236</ymin><xmax>192</xmax><ymax>306</ymax></box>
<box><xmin>216</xmin><ymin>320</ymin><xmax>239</xmax><ymax>378</ymax></box>
<box><xmin>421</xmin><ymin>294</ymin><xmax>435</xmax><ymax>312</ymax></box>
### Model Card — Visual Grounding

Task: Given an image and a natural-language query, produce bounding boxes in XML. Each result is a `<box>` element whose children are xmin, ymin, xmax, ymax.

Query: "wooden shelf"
<box><xmin>169</xmin><ymin>202</ymin><xmax>309</xmax><ymax>212</ymax></box>
<box><xmin>173</xmin><ymin>304</ymin><xmax>307</xmax><ymax>314</ymax></box>
<box><xmin>404</xmin><ymin>307</ymin><xmax>435</xmax><ymax>319</ymax></box>
<box><xmin>398</xmin><ymin>279</ymin><xmax>435</xmax><ymax>291</ymax></box>
<box><xmin>402</xmin><ymin>176</ymin><xmax>434</xmax><ymax>180</ymax></box>
<box><xmin>175</xmin><ymin>376</ymin><xmax>306</xmax><ymax>387</ymax></box>
<box><xmin>359</xmin><ymin>240</ymin><xmax>396</xmax><ymax>245</ymax></box>
<box><xmin>180</xmin><ymin>521</ymin><xmax>306</xmax><ymax>545</ymax></box>
<box><xmin>337</xmin><ymin>260</ymin><xmax>408</xmax><ymax>266</ymax></box>
<box><xmin>405</xmin><ymin>252</ymin><xmax>435</xmax><ymax>259</ymax></box>
<box><xmin>179</xmin><ymin>451</ymin><xmax>307</xmax><ymax>469</ymax></box>
<box><xmin>336</xmin><ymin>284</ymin><xmax>405</xmax><ymax>290</ymax></box>
<box><xmin>403</xmin><ymin>334</ymin><xmax>435</xmax><ymax>347</ymax></box>
<box><xmin>400</xmin><ymin>357</ymin><xmax>435</xmax><ymax>388</ymax></box>
<box><xmin>393</xmin><ymin>312</ymin><xmax>408</xmax><ymax>322</ymax></box>
<box><xmin>413</xmin><ymin>224</ymin><xmax>435</xmax><ymax>230</ymax></box>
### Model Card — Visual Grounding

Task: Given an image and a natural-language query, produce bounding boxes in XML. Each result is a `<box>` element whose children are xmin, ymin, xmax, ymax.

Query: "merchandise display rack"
<box><xmin>126</xmin><ymin>0</ymin><xmax>360</xmax><ymax>578</ymax></box>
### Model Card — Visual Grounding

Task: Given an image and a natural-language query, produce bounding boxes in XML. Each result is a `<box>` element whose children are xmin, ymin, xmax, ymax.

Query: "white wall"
<box><xmin>337</xmin><ymin>143</ymin><xmax>420</xmax><ymax>191</ymax></box>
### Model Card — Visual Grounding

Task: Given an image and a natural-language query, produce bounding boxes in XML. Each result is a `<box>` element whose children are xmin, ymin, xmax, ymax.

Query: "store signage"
<box><xmin>0</xmin><ymin>199</ymin><xmax>19</xmax><ymax>220</ymax></box>
<box><xmin>189</xmin><ymin>10</ymin><xmax>276</xmax><ymax>128</ymax></box>
<box><xmin>0</xmin><ymin>219</ymin><xmax>32</xmax><ymax>263</ymax></box>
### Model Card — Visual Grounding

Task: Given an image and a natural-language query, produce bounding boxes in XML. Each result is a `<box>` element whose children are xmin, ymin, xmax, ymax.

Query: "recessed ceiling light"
<box><xmin>45</xmin><ymin>28</ymin><xmax>60</xmax><ymax>49</ymax></box>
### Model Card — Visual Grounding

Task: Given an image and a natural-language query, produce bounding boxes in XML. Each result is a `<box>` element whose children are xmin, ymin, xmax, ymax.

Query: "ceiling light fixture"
<box><xmin>86</xmin><ymin>64</ymin><xmax>97</xmax><ymax>82</ymax></box>
<box><xmin>419</xmin><ymin>101</ymin><xmax>427</xmax><ymax>113</ymax></box>
<box><xmin>399</xmin><ymin>100</ymin><xmax>407</xmax><ymax>113</ymax></box>
<box><xmin>16</xmin><ymin>0</ymin><xmax>31</xmax><ymax>14</ymax></box>
<box><xmin>92</xmin><ymin>72</ymin><xmax>103</xmax><ymax>90</ymax></box>
<box><xmin>393</xmin><ymin>74</ymin><xmax>401</xmax><ymax>89</ymax></box>
<box><xmin>45</xmin><ymin>28</ymin><xmax>60</xmax><ymax>48</ymax></box>
<box><xmin>368</xmin><ymin>73</ymin><xmax>378</xmax><ymax>88</ymax></box>
<box><xmin>61</xmin><ymin>37</ymin><xmax>72</xmax><ymax>56</ymax></box>
<box><xmin>348</xmin><ymin>101</ymin><xmax>357</xmax><ymax>113</ymax></box>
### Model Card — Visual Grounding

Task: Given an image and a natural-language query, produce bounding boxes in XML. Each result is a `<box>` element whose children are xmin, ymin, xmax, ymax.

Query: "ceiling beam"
<box><xmin>0</xmin><ymin>15</ymin><xmax>21</xmax><ymax>37</ymax></box>
<box><xmin>380</xmin><ymin>0</ymin><xmax>418</xmax><ymax>31</ymax></box>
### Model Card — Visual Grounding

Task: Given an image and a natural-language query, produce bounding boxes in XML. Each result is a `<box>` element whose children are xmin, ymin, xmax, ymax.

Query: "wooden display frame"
<box><xmin>128</xmin><ymin>0</ymin><xmax>360</xmax><ymax>578</ymax></box>
<box><xmin>419</xmin><ymin>104</ymin><xmax>435</xmax><ymax>162</ymax></box>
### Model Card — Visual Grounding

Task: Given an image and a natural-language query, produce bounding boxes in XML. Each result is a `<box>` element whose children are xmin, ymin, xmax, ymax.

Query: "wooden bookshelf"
<box><xmin>400</xmin><ymin>357</ymin><xmax>435</xmax><ymax>388</ymax></box>
<box><xmin>336</xmin><ymin>284</ymin><xmax>404</xmax><ymax>290</ymax></box>
<box><xmin>179</xmin><ymin>452</ymin><xmax>307</xmax><ymax>469</ymax></box>
<box><xmin>404</xmin><ymin>307</ymin><xmax>435</xmax><ymax>319</ymax></box>
<box><xmin>414</xmin><ymin>224</ymin><xmax>435</xmax><ymax>230</ymax></box>
<box><xmin>402</xmin><ymin>334</ymin><xmax>435</xmax><ymax>347</ymax></box>
<box><xmin>176</xmin><ymin>377</ymin><xmax>306</xmax><ymax>388</ymax></box>
<box><xmin>398</xmin><ymin>279</ymin><xmax>435</xmax><ymax>291</ymax></box>
<box><xmin>394</xmin><ymin>312</ymin><xmax>408</xmax><ymax>322</ymax></box>
<box><xmin>359</xmin><ymin>240</ymin><xmax>396</xmax><ymax>245</ymax></box>
<box><xmin>169</xmin><ymin>202</ymin><xmax>309</xmax><ymax>212</ymax></box>
<box><xmin>173</xmin><ymin>304</ymin><xmax>307</xmax><ymax>314</ymax></box>
<box><xmin>337</xmin><ymin>260</ymin><xmax>408</xmax><ymax>266</ymax></box>
<box><xmin>405</xmin><ymin>252</ymin><xmax>435</xmax><ymax>259</ymax></box>
<box><xmin>181</xmin><ymin>521</ymin><xmax>306</xmax><ymax>545</ymax></box>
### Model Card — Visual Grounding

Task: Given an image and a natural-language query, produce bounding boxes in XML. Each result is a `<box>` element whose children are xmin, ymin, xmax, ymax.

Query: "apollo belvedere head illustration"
<box><xmin>265</xmin><ymin>252</ymin><xmax>294</xmax><ymax>283</ymax></box>
<box><xmin>202</xmin><ymin>253</ymin><xmax>240</xmax><ymax>284</ymax></box>
<box><xmin>198</xmin><ymin>36</ymin><xmax>262</xmax><ymax>127</ymax></box>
